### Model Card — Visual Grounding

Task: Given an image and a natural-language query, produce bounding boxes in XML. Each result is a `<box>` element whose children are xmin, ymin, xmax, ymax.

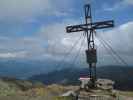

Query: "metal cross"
<box><xmin>66</xmin><ymin>4</ymin><xmax>114</xmax><ymax>88</ymax></box>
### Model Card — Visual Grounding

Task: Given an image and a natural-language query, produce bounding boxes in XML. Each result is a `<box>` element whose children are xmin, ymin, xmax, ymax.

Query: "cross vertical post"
<box><xmin>66</xmin><ymin>4</ymin><xmax>114</xmax><ymax>89</ymax></box>
<box><xmin>84</xmin><ymin>4</ymin><xmax>97</xmax><ymax>87</ymax></box>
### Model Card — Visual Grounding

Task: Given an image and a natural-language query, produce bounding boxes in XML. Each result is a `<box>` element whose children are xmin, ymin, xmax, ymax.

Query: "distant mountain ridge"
<box><xmin>0</xmin><ymin>59</ymin><xmax>72</xmax><ymax>79</ymax></box>
<box><xmin>30</xmin><ymin>66</ymin><xmax>133</xmax><ymax>91</ymax></box>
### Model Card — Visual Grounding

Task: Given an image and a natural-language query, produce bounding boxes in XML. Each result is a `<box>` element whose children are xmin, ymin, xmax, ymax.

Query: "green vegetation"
<box><xmin>0</xmin><ymin>79</ymin><xmax>19</xmax><ymax>96</ymax></box>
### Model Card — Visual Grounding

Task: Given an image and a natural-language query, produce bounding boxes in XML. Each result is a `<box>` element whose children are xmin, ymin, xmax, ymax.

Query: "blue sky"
<box><xmin>0</xmin><ymin>0</ymin><xmax>133</xmax><ymax>66</ymax></box>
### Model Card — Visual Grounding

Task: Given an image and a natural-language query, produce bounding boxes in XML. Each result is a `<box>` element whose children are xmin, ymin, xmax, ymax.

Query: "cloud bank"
<box><xmin>0</xmin><ymin>0</ymin><xmax>132</xmax><ymax>66</ymax></box>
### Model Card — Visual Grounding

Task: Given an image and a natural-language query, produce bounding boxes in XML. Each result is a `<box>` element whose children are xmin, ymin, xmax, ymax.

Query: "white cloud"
<box><xmin>0</xmin><ymin>0</ymin><xmax>74</xmax><ymax>21</ymax></box>
<box><xmin>84</xmin><ymin>0</ymin><xmax>91</xmax><ymax>4</ymax></box>
<box><xmin>39</xmin><ymin>19</ymin><xmax>77</xmax><ymax>43</ymax></box>
<box><xmin>38</xmin><ymin>19</ymin><xmax>86</xmax><ymax>56</ymax></box>
<box><xmin>0</xmin><ymin>18</ymin><xmax>85</xmax><ymax>61</ymax></box>
<box><xmin>0</xmin><ymin>0</ymin><xmax>50</xmax><ymax>20</ymax></box>
<box><xmin>0</xmin><ymin>18</ymin><xmax>132</xmax><ymax>66</ymax></box>
<box><xmin>61</xmin><ymin>38</ymin><xmax>74</xmax><ymax>46</ymax></box>
<box><xmin>102</xmin><ymin>0</ymin><xmax>133</xmax><ymax>12</ymax></box>
<box><xmin>124</xmin><ymin>0</ymin><xmax>133</xmax><ymax>5</ymax></box>
<box><xmin>0</xmin><ymin>53</ymin><xmax>16</xmax><ymax>58</ymax></box>
<box><xmin>98</xmin><ymin>21</ymin><xmax>133</xmax><ymax>56</ymax></box>
<box><xmin>0</xmin><ymin>51</ymin><xmax>27</xmax><ymax>58</ymax></box>
<box><xmin>102</xmin><ymin>3</ymin><xmax>119</xmax><ymax>11</ymax></box>
<box><xmin>93</xmin><ymin>21</ymin><xmax>133</xmax><ymax>65</ymax></box>
<box><xmin>0</xmin><ymin>0</ymin><xmax>132</xmax><ymax>66</ymax></box>
<box><xmin>0</xmin><ymin>36</ymin><xmax>49</xmax><ymax>59</ymax></box>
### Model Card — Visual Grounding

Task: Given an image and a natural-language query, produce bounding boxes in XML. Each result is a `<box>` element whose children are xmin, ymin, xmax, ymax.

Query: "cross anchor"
<box><xmin>66</xmin><ymin>4</ymin><xmax>114</xmax><ymax>88</ymax></box>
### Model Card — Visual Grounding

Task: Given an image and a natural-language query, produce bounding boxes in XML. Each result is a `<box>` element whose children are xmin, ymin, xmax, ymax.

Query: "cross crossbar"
<box><xmin>66</xmin><ymin>20</ymin><xmax>114</xmax><ymax>33</ymax></box>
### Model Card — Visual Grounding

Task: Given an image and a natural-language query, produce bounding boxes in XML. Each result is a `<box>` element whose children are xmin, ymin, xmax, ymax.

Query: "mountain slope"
<box><xmin>30</xmin><ymin>66</ymin><xmax>133</xmax><ymax>91</ymax></box>
<box><xmin>0</xmin><ymin>77</ymin><xmax>72</xmax><ymax>100</ymax></box>
<box><xmin>0</xmin><ymin>76</ymin><xmax>132</xmax><ymax>100</ymax></box>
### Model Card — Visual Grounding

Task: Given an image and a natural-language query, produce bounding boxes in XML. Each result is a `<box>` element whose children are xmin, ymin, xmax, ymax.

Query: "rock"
<box><xmin>61</xmin><ymin>91</ymin><xmax>76</xmax><ymax>97</ymax></box>
<box><xmin>96</xmin><ymin>79</ymin><xmax>115</xmax><ymax>90</ymax></box>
